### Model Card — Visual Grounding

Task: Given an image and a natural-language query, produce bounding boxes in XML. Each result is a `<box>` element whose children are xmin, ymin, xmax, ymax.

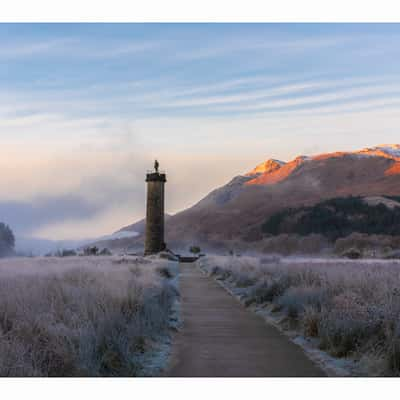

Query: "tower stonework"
<box><xmin>144</xmin><ymin>165</ymin><xmax>167</xmax><ymax>255</ymax></box>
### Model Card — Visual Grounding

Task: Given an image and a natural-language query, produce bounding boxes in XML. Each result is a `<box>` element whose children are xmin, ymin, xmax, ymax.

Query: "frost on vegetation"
<box><xmin>0</xmin><ymin>255</ymin><xmax>179</xmax><ymax>377</ymax></box>
<box><xmin>199</xmin><ymin>255</ymin><xmax>400</xmax><ymax>376</ymax></box>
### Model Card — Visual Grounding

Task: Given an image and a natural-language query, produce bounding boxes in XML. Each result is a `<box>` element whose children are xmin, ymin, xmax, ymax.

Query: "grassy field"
<box><xmin>199</xmin><ymin>255</ymin><xmax>400</xmax><ymax>376</ymax></box>
<box><xmin>0</xmin><ymin>255</ymin><xmax>178</xmax><ymax>377</ymax></box>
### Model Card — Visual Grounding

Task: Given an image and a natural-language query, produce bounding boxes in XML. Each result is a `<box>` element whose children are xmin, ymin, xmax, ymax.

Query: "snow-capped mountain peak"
<box><xmin>242</xmin><ymin>144</ymin><xmax>400</xmax><ymax>187</ymax></box>
<box><xmin>246</xmin><ymin>158</ymin><xmax>286</xmax><ymax>176</ymax></box>
<box><xmin>356</xmin><ymin>144</ymin><xmax>400</xmax><ymax>160</ymax></box>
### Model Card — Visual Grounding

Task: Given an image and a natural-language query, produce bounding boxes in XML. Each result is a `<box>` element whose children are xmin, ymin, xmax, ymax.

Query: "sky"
<box><xmin>2</xmin><ymin>23</ymin><xmax>400</xmax><ymax>241</ymax></box>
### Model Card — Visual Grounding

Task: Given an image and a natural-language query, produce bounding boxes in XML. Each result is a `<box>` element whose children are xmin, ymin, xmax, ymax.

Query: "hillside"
<box><xmin>261</xmin><ymin>196</ymin><xmax>400</xmax><ymax>240</ymax></box>
<box><xmin>164</xmin><ymin>144</ymin><xmax>400</xmax><ymax>246</ymax></box>
<box><xmin>112</xmin><ymin>144</ymin><xmax>400</xmax><ymax>250</ymax></box>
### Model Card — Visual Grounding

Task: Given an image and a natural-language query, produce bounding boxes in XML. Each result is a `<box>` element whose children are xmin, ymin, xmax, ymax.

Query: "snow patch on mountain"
<box><xmin>240</xmin><ymin>144</ymin><xmax>400</xmax><ymax>187</ymax></box>
<box><xmin>356</xmin><ymin>144</ymin><xmax>400</xmax><ymax>160</ymax></box>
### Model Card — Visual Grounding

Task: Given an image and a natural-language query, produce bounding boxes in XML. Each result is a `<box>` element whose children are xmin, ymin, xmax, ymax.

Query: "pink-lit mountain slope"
<box><xmin>163</xmin><ymin>145</ymin><xmax>400</xmax><ymax>244</ymax></box>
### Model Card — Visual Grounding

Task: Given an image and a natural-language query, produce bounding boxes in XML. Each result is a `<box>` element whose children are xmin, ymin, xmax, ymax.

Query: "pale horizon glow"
<box><xmin>1</xmin><ymin>23</ymin><xmax>400</xmax><ymax>241</ymax></box>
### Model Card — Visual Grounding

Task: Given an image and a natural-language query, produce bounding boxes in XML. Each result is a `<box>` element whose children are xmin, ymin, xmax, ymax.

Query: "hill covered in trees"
<box><xmin>261</xmin><ymin>196</ymin><xmax>400</xmax><ymax>241</ymax></box>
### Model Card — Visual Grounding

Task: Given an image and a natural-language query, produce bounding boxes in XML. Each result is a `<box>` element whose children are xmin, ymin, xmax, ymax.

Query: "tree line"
<box><xmin>0</xmin><ymin>222</ymin><xmax>15</xmax><ymax>257</ymax></box>
<box><xmin>261</xmin><ymin>196</ymin><xmax>400</xmax><ymax>241</ymax></box>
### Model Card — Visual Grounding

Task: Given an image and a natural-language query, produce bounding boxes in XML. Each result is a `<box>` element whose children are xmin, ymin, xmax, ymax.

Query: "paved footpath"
<box><xmin>166</xmin><ymin>262</ymin><xmax>325</xmax><ymax>377</ymax></box>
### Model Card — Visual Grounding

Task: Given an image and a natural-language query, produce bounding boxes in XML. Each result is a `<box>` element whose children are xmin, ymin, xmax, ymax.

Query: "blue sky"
<box><xmin>2</xmin><ymin>23</ymin><xmax>400</xmax><ymax>240</ymax></box>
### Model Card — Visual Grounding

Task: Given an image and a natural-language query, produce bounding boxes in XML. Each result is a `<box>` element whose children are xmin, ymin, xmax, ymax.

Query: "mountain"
<box><xmin>107</xmin><ymin>144</ymin><xmax>400</xmax><ymax>251</ymax></box>
<box><xmin>245</xmin><ymin>158</ymin><xmax>286</xmax><ymax>176</ymax></box>
<box><xmin>164</xmin><ymin>144</ymin><xmax>400</xmax><ymax>246</ymax></box>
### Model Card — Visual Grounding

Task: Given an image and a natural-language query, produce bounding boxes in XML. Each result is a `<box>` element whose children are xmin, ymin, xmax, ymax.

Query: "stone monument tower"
<box><xmin>144</xmin><ymin>160</ymin><xmax>167</xmax><ymax>255</ymax></box>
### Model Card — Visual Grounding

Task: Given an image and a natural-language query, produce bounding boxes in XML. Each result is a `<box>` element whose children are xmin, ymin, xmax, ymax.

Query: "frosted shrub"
<box><xmin>246</xmin><ymin>277</ymin><xmax>289</xmax><ymax>306</ymax></box>
<box><xmin>277</xmin><ymin>286</ymin><xmax>327</xmax><ymax>319</ymax></box>
<box><xmin>200</xmin><ymin>255</ymin><xmax>400</xmax><ymax>376</ymax></box>
<box><xmin>234</xmin><ymin>273</ymin><xmax>257</xmax><ymax>288</ymax></box>
<box><xmin>302</xmin><ymin>306</ymin><xmax>321</xmax><ymax>337</ymax></box>
<box><xmin>0</xmin><ymin>256</ymin><xmax>178</xmax><ymax>377</ymax></box>
<box><xmin>334</xmin><ymin>233</ymin><xmax>400</xmax><ymax>257</ymax></box>
<box><xmin>259</xmin><ymin>234</ymin><xmax>329</xmax><ymax>255</ymax></box>
<box><xmin>317</xmin><ymin>291</ymin><xmax>383</xmax><ymax>357</ymax></box>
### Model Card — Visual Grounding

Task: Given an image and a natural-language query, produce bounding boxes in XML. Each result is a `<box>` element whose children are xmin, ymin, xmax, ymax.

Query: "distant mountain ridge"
<box><xmin>163</xmin><ymin>144</ymin><xmax>400</xmax><ymax>245</ymax></box>
<box><xmin>245</xmin><ymin>144</ymin><xmax>400</xmax><ymax>186</ymax></box>
<box><xmin>113</xmin><ymin>144</ymin><xmax>400</xmax><ymax>249</ymax></box>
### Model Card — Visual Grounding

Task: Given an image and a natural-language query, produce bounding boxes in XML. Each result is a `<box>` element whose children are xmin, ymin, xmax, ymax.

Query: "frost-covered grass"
<box><xmin>199</xmin><ymin>255</ymin><xmax>400</xmax><ymax>376</ymax></box>
<box><xmin>0</xmin><ymin>255</ymin><xmax>179</xmax><ymax>377</ymax></box>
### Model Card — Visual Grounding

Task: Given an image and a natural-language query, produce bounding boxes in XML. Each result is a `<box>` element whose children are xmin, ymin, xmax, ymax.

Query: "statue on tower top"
<box><xmin>154</xmin><ymin>159</ymin><xmax>159</xmax><ymax>173</ymax></box>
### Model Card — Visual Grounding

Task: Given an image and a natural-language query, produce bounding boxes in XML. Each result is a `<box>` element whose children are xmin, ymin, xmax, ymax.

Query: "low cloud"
<box><xmin>0</xmin><ymin>195</ymin><xmax>101</xmax><ymax>237</ymax></box>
